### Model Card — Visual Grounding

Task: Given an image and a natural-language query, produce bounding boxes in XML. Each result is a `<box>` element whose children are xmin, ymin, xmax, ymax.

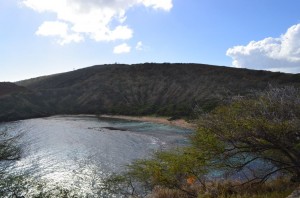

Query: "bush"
<box><xmin>103</xmin><ymin>86</ymin><xmax>300</xmax><ymax>197</ymax></box>
<box><xmin>194</xmin><ymin>86</ymin><xmax>300</xmax><ymax>182</ymax></box>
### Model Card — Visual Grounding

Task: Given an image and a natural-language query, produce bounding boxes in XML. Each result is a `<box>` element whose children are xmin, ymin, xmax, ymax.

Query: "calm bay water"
<box><xmin>0</xmin><ymin>115</ymin><xmax>191</xmax><ymax>195</ymax></box>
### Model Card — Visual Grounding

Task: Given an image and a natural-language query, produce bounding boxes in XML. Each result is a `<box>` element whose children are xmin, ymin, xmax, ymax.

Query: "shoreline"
<box><xmin>99</xmin><ymin>115</ymin><xmax>196</xmax><ymax>130</ymax></box>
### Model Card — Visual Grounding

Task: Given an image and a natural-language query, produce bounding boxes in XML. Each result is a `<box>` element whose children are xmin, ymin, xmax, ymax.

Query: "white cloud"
<box><xmin>135</xmin><ymin>41</ymin><xmax>143</xmax><ymax>50</ymax></box>
<box><xmin>36</xmin><ymin>21</ymin><xmax>84</xmax><ymax>45</ymax></box>
<box><xmin>227</xmin><ymin>24</ymin><xmax>300</xmax><ymax>73</ymax></box>
<box><xmin>140</xmin><ymin>0</ymin><xmax>173</xmax><ymax>11</ymax></box>
<box><xmin>113</xmin><ymin>43</ymin><xmax>131</xmax><ymax>54</ymax></box>
<box><xmin>22</xmin><ymin>0</ymin><xmax>172</xmax><ymax>45</ymax></box>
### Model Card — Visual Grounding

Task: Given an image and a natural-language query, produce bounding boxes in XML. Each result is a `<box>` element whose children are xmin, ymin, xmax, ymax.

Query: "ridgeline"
<box><xmin>0</xmin><ymin>63</ymin><xmax>299</xmax><ymax>122</ymax></box>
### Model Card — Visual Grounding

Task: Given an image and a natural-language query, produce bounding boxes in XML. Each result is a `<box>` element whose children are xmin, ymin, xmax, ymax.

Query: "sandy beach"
<box><xmin>99</xmin><ymin>115</ymin><xmax>196</xmax><ymax>130</ymax></box>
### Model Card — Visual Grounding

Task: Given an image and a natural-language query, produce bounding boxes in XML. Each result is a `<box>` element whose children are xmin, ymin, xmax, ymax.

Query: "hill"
<box><xmin>1</xmin><ymin>63</ymin><xmax>299</xmax><ymax>121</ymax></box>
<box><xmin>0</xmin><ymin>82</ymin><xmax>27</xmax><ymax>97</ymax></box>
<box><xmin>0</xmin><ymin>82</ymin><xmax>51</xmax><ymax>121</ymax></box>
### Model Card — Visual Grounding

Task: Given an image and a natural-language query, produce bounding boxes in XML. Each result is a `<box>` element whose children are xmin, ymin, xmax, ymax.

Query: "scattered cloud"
<box><xmin>227</xmin><ymin>24</ymin><xmax>300</xmax><ymax>73</ymax></box>
<box><xmin>22</xmin><ymin>0</ymin><xmax>173</xmax><ymax>45</ymax></box>
<box><xmin>135</xmin><ymin>41</ymin><xmax>143</xmax><ymax>50</ymax></box>
<box><xmin>113</xmin><ymin>43</ymin><xmax>131</xmax><ymax>54</ymax></box>
<box><xmin>36</xmin><ymin>21</ymin><xmax>84</xmax><ymax>45</ymax></box>
<box><xmin>141</xmin><ymin>0</ymin><xmax>173</xmax><ymax>11</ymax></box>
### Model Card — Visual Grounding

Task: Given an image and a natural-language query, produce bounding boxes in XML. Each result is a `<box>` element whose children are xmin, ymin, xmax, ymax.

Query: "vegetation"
<box><xmin>0</xmin><ymin>82</ymin><xmax>26</xmax><ymax>97</ymax></box>
<box><xmin>0</xmin><ymin>128</ymin><xmax>22</xmax><ymax>197</ymax></box>
<box><xmin>0</xmin><ymin>129</ymin><xmax>21</xmax><ymax>162</ymax></box>
<box><xmin>1</xmin><ymin>63</ymin><xmax>300</xmax><ymax>197</ymax></box>
<box><xmin>102</xmin><ymin>86</ymin><xmax>300</xmax><ymax>197</ymax></box>
<box><xmin>1</xmin><ymin>63</ymin><xmax>300</xmax><ymax>121</ymax></box>
<box><xmin>194</xmin><ymin>86</ymin><xmax>300</xmax><ymax>183</ymax></box>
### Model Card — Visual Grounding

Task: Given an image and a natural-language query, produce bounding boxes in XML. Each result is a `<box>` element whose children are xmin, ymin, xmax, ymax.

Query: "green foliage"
<box><xmin>194</xmin><ymin>86</ymin><xmax>300</xmax><ymax>181</ymax></box>
<box><xmin>102</xmin><ymin>148</ymin><xmax>210</xmax><ymax>197</ymax></box>
<box><xmin>103</xmin><ymin>86</ymin><xmax>300</xmax><ymax>197</ymax></box>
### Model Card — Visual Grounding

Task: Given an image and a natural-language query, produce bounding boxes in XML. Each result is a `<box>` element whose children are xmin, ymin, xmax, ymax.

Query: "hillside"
<box><xmin>1</xmin><ymin>63</ymin><xmax>299</xmax><ymax>122</ymax></box>
<box><xmin>0</xmin><ymin>82</ymin><xmax>39</xmax><ymax>121</ymax></box>
<box><xmin>0</xmin><ymin>82</ymin><xmax>51</xmax><ymax>121</ymax></box>
<box><xmin>0</xmin><ymin>82</ymin><xmax>27</xmax><ymax>97</ymax></box>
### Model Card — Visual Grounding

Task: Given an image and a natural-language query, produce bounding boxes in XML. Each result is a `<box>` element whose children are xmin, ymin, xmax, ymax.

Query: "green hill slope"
<box><xmin>1</xmin><ymin>63</ymin><xmax>299</xmax><ymax>121</ymax></box>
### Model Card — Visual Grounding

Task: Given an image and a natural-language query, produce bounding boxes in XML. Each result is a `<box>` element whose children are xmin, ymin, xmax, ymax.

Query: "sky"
<box><xmin>1</xmin><ymin>0</ymin><xmax>300</xmax><ymax>82</ymax></box>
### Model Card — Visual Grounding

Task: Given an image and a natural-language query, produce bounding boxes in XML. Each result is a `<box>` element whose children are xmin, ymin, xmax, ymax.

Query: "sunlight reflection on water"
<box><xmin>1</xmin><ymin>115</ymin><xmax>191</xmax><ymax>196</ymax></box>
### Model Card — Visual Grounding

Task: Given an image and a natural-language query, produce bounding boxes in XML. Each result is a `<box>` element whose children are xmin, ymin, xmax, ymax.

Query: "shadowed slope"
<box><xmin>0</xmin><ymin>63</ymin><xmax>299</xmax><ymax>121</ymax></box>
<box><xmin>0</xmin><ymin>82</ymin><xmax>27</xmax><ymax>97</ymax></box>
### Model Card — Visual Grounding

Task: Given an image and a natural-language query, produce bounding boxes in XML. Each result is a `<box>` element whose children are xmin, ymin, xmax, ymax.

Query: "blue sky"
<box><xmin>1</xmin><ymin>0</ymin><xmax>300</xmax><ymax>82</ymax></box>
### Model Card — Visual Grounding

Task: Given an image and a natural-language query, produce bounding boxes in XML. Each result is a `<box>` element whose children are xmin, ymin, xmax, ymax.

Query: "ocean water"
<box><xmin>0</xmin><ymin>115</ymin><xmax>191</xmax><ymax>196</ymax></box>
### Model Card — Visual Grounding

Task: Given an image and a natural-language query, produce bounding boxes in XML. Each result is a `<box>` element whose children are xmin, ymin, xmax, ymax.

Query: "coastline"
<box><xmin>99</xmin><ymin>115</ymin><xmax>196</xmax><ymax>130</ymax></box>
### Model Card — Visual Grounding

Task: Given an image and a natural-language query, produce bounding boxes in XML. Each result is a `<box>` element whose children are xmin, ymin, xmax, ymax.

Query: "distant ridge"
<box><xmin>1</xmin><ymin>63</ymin><xmax>299</xmax><ymax>121</ymax></box>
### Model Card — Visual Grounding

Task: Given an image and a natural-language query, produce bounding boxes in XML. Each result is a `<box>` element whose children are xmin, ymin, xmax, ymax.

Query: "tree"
<box><xmin>103</xmin><ymin>86</ymin><xmax>300</xmax><ymax>197</ymax></box>
<box><xmin>102</xmin><ymin>149</ymin><xmax>209</xmax><ymax>197</ymax></box>
<box><xmin>0</xmin><ymin>128</ymin><xmax>23</xmax><ymax>197</ymax></box>
<box><xmin>193</xmin><ymin>86</ymin><xmax>300</xmax><ymax>183</ymax></box>
<box><xmin>0</xmin><ymin>128</ymin><xmax>21</xmax><ymax>172</ymax></box>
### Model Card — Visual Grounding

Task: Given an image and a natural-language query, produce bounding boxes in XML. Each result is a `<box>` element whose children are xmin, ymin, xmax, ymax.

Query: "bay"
<box><xmin>0</xmin><ymin>115</ymin><xmax>191</xmax><ymax>196</ymax></box>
